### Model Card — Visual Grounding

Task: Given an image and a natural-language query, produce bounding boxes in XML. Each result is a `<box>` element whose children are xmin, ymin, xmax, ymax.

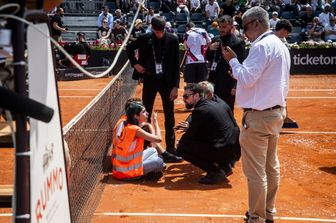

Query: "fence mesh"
<box><xmin>63</xmin><ymin>65</ymin><xmax>137</xmax><ymax>222</ymax></box>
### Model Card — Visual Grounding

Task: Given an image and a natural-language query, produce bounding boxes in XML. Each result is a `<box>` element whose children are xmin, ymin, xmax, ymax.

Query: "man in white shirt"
<box><xmin>318</xmin><ymin>3</ymin><xmax>333</xmax><ymax>27</ymax></box>
<box><xmin>324</xmin><ymin>15</ymin><xmax>336</xmax><ymax>41</ymax></box>
<box><xmin>269</xmin><ymin>11</ymin><xmax>279</xmax><ymax>31</ymax></box>
<box><xmin>183</xmin><ymin>22</ymin><xmax>211</xmax><ymax>83</ymax></box>
<box><xmin>205</xmin><ymin>0</ymin><xmax>220</xmax><ymax>24</ymax></box>
<box><xmin>97</xmin><ymin>5</ymin><xmax>114</xmax><ymax>29</ymax></box>
<box><xmin>222</xmin><ymin>6</ymin><xmax>290</xmax><ymax>223</ymax></box>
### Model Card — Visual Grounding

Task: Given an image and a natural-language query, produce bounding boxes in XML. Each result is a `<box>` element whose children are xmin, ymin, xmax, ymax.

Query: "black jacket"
<box><xmin>206</xmin><ymin>33</ymin><xmax>246</xmax><ymax>95</ymax></box>
<box><xmin>126</xmin><ymin>32</ymin><xmax>180</xmax><ymax>89</ymax></box>
<box><xmin>180</xmin><ymin>98</ymin><xmax>240</xmax><ymax>151</ymax></box>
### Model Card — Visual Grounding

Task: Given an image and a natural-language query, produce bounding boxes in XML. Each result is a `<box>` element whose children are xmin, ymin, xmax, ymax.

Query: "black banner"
<box><xmin>290</xmin><ymin>48</ymin><xmax>336</xmax><ymax>74</ymax></box>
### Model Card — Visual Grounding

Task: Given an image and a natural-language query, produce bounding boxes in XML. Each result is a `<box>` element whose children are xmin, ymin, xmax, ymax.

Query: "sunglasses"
<box><xmin>243</xmin><ymin>19</ymin><xmax>257</xmax><ymax>32</ymax></box>
<box><xmin>103</xmin><ymin>21</ymin><xmax>107</xmax><ymax>23</ymax></box>
<box><xmin>182</xmin><ymin>93</ymin><xmax>195</xmax><ymax>99</ymax></box>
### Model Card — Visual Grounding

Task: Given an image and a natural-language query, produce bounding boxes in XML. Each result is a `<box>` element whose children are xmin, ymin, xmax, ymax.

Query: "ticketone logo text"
<box><xmin>293</xmin><ymin>54</ymin><xmax>336</xmax><ymax>65</ymax></box>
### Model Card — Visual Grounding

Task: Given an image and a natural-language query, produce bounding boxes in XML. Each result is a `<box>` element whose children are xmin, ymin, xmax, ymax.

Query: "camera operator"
<box><xmin>205</xmin><ymin>15</ymin><xmax>246</xmax><ymax>112</ymax></box>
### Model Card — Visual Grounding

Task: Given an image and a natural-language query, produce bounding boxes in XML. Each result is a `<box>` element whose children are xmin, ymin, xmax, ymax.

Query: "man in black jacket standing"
<box><xmin>177</xmin><ymin>83</ymin><xmax>240</xmax><ymax>184</ymax></box>
<box><xmin>126</xmin><ymin>16</ymin><xmax>180</xmax><ymax>155</ymax></box>
<box><xmin>206</xmin><ymin>15</ymin><xmax>246</xmax><ymax>112</ymax></box>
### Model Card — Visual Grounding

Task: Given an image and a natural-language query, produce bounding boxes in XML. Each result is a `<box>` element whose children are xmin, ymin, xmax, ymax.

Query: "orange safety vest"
<box><xmin>112</xmin><ymin>123</ymin><xmax>144</xmax><ymax>179</ymax></box>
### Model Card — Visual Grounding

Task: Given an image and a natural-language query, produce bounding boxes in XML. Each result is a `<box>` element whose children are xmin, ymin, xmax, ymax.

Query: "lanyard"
<box><xmin>151</xmin><ymin>37</ymin><xmax>165</xmax><ymax>63</ymax></box>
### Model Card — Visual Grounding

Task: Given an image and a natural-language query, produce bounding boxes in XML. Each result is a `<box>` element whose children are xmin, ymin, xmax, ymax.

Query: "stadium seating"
<box><xmin>175</xmin><ymin>13</ymin><xmax>188</xmax><ymax>27</ymax></box>
<box><xmin>190</xmin><ymin>13</ymin><xmax>203</xmax><ymax>27</ymax></box>
<box><xmin>62</xmin><ymin>16</ymin><xmax>98</xmax><ymax>41</ymax></box>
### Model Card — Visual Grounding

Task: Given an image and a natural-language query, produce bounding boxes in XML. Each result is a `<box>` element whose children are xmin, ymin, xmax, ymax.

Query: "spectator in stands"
<box><xmin>125</xmin><ymin>16</ymin><xmax>180</xmax><ymax>156</ymax></box>
<box><xmin>176</xmin><ymin>83</ymin><xmax>240</xmax><ymax>184</ymax></box>
<box><xmin>97</xmin><ymin>18</ymin><xmax>112</xmax><ymax>47</ymax></box>
<box><xmin>116</xmin><ymin>0</ymin><xmax>130</xmax><ymax>12</ymax></box>
<box><xmin>274</xmin><ymin>19</ymin><xmax>293</xmax><ymax>42</ymax></box>
<box><xmin>205</xmin><ymin>0</ymin><xmax>220</xmax><ymax>25</ymax></box>
<box><xmin>183</xmin><ymin>22</ymin><xmax>211</xmax><ymax>84</ymax></box>
<box><xmin>233</xmin><ymin>9</ymin><xmax>243</xmax><ymax>29</ymax></box>
<box><xmin>59</xmin><ymin>32</ymin><xmax>92</xmax><ymax>68</ymax></box>
<box><xmin>269</xmin><ymin>11</ymin><xmax>280</xmax><ymax>31</ymax></box>
<box><xmin>207</xmin><ymin>20</ymin><xmax>220</xmax><ymax>38</ymax></box>
<box><xmin>145</xmin><ymin>7</ymin><xmax>156</xmax><ymax>26</ymax></box>
<box><xmin>176</xmin><ymin>0</ymin><xmax>190</xmax><ymax>16</ymax></box>
<box><xmin>190</xmin><ymin>0</ymin><xmax>202</xmax><ymax>13</ymax></box>
<box><xmin>300</xmin><ymin>5</ymin><xmax>314</xmax><ymax>30</ymax></box>
<box><xmin>206</xmin><ymin>15</ymin><xmax>246</xmax><ymax>112</ymax></box>
<box><xmin>307</xmin><ymin>16</ymin><xmax>324</xmax><ymax>42</ymax></box>
<box><xmin>165</xmin><ymin>22</ymin><xmax>175</xmax><ymax>33</ymax></box>
<box><xmin>220</xmin><ymin>0</ymin><xmax>236</xmax><ymax>17</ymax></box>
<box><xmin>130</xmin><ymin>19</ymin><xmax>146</xmax><ymax>41</ymax></box>
<box><xmin>50</xmin><ymin>7</ymin><xmax>67</xmax><ymax>42</ymax></box>
<box><xmin>324</xmin><ymin>15</ymin><xmax>336</xmax><ymax>41</ymax></box>
<box><xmin>112</xmin><ymin>102</ymin><xmax>165</xmax><ymax>181</ymax></box>
<box><xmin>98</xmin><ymin>5</ymin><xmax>114</xmax><ymax>29</ymax></box>
<box><xmin>114</xmin><ymin>9</ymin><xmax>127</xmax><ymax>26</ymax></box>
<box><xmin>112</xmin><ymin>19</ymin><xmax>128</xmax><ymax>45</ymax></box>
<box><xmin>319</xmin><ymin>3</ymin><xmax>333</xmax><ymax>27</ymax></box>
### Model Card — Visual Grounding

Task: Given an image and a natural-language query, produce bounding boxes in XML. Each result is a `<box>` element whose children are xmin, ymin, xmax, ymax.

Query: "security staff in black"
<box><xmin>126</xmin><ymin>16</ymin><xmax>180</xmax><ymax>154</ymax></box>
<box><xmin>206</xmin><ymin>15</ymin><xmax>246</xmax><ymax>112</ymax></box>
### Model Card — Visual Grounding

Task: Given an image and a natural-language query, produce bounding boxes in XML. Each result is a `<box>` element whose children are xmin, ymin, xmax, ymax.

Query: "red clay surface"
<box><xmin>1</xmin><ymin>75</ymin><xmax>336</xmax><ymax>223</ymax></box>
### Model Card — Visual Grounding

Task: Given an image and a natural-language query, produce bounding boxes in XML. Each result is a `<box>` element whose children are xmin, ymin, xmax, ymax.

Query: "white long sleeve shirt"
<box><xmin>229</xmin><ymin>31</ymin><xmax>290</xmax><ymax>110</ymax></box>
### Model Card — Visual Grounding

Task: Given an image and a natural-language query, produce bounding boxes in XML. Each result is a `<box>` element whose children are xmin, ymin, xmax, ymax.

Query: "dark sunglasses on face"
<box><xmin>182</xmin><ymin>93</ymin><xmax>195</xmax><ymax>99</ymax></box>
<box><xmin>243</xmin><ymin>19</ymin><xmax>257</xmax><ymax>32</ymax></box>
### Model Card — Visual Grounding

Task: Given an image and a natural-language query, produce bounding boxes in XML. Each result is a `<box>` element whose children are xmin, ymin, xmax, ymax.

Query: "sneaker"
<box><xmin>162</xmin><ymin>151</ymin><xmax>183</xmax><ymax>163</ymax></box>
<box><xmin>166</xmin><ymin>147</ymin><xmax>179</xmax><ymax>156</ymax></box>
<box><xmin>198</xmin><ymin>169</ymin><xmax>227</xmax><ymax>184</ymax></box>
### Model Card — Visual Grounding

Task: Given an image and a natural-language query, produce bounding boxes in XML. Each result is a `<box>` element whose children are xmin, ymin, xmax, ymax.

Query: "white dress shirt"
<box><xmin>229</xmin><ymin>31</ymin><xmax>290</xmax><ymax>110</ymax></box>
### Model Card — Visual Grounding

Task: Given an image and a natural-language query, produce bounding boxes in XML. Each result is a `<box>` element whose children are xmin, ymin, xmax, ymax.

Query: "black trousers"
<box><xmin>142</xmin><ymin>76</ymin><xmax>175</xmax><ymax>149</ymax></box>
<box><xmin>177</xmin><ymin>139</ymin><xmax>234</xmax><ymax>173</ymax></box>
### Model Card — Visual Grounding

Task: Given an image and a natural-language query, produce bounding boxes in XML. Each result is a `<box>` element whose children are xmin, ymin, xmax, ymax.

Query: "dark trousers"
<box><xmin>177</xmin><ymin>139</ymin><xmax>234</xmax><ymax>173</ymax></box>
<box><xmin>142</xmin><ymin>76</ymin><xmax>175</xmax><ymax>149</ymax></box>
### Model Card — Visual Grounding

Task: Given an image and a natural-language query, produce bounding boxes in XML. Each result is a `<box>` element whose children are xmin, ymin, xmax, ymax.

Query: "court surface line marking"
<box><xmin>59</xmin><ymin>96</ymin><xmax>94</xmax><ymax>98</ymax></box>
<box><xmin>58</xmin><ymin>88</ymin><xmax>101</xmax><ymax>91</ymax></box>
<box><xmin>287</xmin><ymin>96</ymin><xmax>336</xmax><ymax>99</ymax></box>
<box><xmin>281</xmin><ymin>131</ymin><xmax>336</xmax><ymax>134</ymax></box>
<box><xmin>92</xmin><ymin>212</ymin><xmax>336</xmax><ymax>222</ymax></box>
<box><xmin>289</xmin><ymin>89</ymin><xmax>336</xmax><ymax>91</ymax></box>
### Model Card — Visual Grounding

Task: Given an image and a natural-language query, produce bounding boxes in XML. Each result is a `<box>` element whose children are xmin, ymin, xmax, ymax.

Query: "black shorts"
<box><xmin>184</xmin><ymin>63</ymin><xmax>209</xmax><ymax>83</ymax></box>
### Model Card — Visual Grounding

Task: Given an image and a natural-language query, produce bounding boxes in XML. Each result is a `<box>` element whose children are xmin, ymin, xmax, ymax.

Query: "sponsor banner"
<box><xmin>27</xmin><ymin>24</ymin><xmax>71</xmax><ymax>223</ymax></box>
<box><xmin>290</xmin><ymin>48</ymin><xmax>336</xmax><ymax>74</ymax></box>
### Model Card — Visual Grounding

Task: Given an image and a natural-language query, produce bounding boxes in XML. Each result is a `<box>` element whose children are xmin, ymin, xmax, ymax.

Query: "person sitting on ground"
<box><xmin>111</xmin><ymin>19</ymin><xmax>128</xmax><ymax>45</ymax></box>
<box><xmin>176</xmin><ymin>83</ymin><xmax>240</xmax><ymax>184</ymax></box>
<box><xmin>112</xmin><ymin>102</ymin><xmax>165</xmax><ymax>181</ymax></box>
<box><xmin>97</xmin><ymin>18</ymin><xmax>112</xmax><ymax>47</ymax></box>
<box><xmin>274</xmin><ymin>19</ymin><xmax>292</xmax><ymax>42</ymax></box>
<box><xmin>112</xmin><ymin>98</ymin><xmax>183</xmax><ymax>168</ymax></box>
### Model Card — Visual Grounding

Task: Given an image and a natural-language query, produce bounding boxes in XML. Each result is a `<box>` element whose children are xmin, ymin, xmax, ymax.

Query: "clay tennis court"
<box><xmin>1</xmin><ymin>74</ymin><xmax>336</xmax><ymax>223</ymax></box>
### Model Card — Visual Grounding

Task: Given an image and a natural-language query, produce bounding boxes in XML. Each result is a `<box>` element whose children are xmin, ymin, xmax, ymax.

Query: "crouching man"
<box><xmin>176</xmin><ymin>83</ymin><xmax>240</xmax><ymax>184</ymax></box>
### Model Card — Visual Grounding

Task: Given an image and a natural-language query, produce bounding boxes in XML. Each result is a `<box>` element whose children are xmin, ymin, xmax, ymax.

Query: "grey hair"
<box><xmin>242</xmin><ymin>6</ymin><xmax>270</xmax><ymax>30</ymax></box>
<box><xmin>199</xmin><ymin>81</ymin><xmax>214</xmax><ymax>97</ymax></box>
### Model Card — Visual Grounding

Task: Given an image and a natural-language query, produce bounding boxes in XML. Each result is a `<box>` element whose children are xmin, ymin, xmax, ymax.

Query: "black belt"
<box><xmin>243</xmin><ymin>105</ymin><xmax>282</xmax><ymax>112</ymax></box>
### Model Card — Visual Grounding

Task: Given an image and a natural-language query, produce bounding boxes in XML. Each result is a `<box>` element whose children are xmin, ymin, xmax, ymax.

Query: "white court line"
<box><xmin>281</xmin><ymin>130</ymin><xmax>336</xmax><ymax>134</ymax></box>
<box><xmin>58</xmin><ymin>88</ymin><xmax>101</xmax><ymax>91</ymax></box>
<box><xmin>59</xmin><ymin>96</ymin><xmax>94</xmax><ymax>98</ymax></box>
<box><xmin>92</xmin><ymin>212</ymin><xmax>336</xmax><ymax>222</ymax></box>
<box><xmin>289</xmin><ymin>89</ymin><xmax>336</xmax><ymax>91</ymax></box>
<box><xmin>287</xmin><ymin>97</ymin><xmax>336</xmax><ymax>99</ymax></box>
